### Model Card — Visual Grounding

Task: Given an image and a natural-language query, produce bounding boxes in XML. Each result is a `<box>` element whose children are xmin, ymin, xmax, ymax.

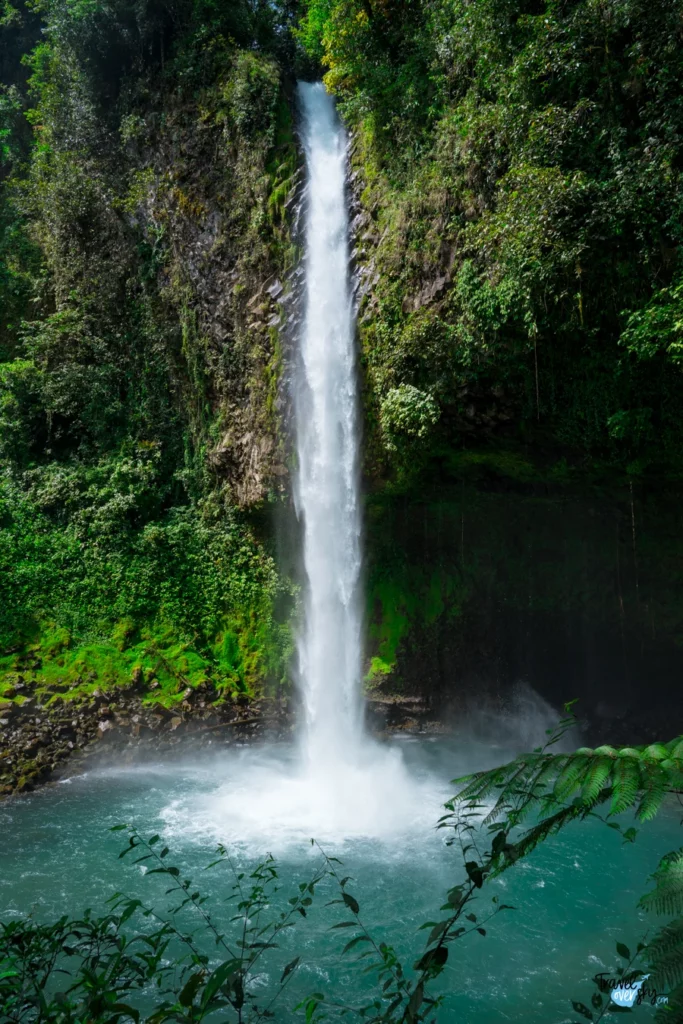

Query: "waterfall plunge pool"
<box><xmin>2</xmin><ymin>733</ymin><xmax>679</xmax><ymax>1023</ymax></box>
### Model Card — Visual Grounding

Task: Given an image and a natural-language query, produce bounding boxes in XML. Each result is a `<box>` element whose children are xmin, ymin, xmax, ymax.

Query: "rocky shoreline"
<box><xmin>0</xmin><ymin>681</ymin><xmax>442</xmax><ymax>797</ymax></box>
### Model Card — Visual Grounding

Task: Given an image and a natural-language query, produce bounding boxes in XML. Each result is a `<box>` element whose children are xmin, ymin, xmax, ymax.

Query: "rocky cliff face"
<box><xmin>118</xmin><ymin>71</ymin><xmax>300</xmax><ymax>507</ymax></box>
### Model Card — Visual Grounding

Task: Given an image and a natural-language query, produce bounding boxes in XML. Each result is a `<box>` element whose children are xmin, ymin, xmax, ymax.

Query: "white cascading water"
<box><xmin>160</xmin><ymin>83</ymin><xmax>444</xmax><ymax>850</ymax></box>
<box><xmin>294</xmin><ymin>81</ymin><xmax>363</xmax><ymax>766</ymax></box>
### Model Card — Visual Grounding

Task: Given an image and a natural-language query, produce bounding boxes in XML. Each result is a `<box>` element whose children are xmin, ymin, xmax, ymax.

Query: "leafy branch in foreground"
<box><xmin>441</xmin><ymin>707</ymin><xmax>683</xmax><ymax>1023</ymax></box>
<box><xmin>1</xmin><ymin>826</ymin><xmax>327</xmax><ymax>1024</ymax></box>
<box><xmin>298</xmin><ymin>825</ymin><xmax>515</xmax><ymax>1024</ymax></box>
<box><xmin>448</xmin><ymin>725</ymin><xmax>683</xmax><ymax>877</ymax></box>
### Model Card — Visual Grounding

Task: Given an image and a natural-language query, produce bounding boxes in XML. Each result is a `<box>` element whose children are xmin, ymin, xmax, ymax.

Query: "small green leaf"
<box><xmin>119</xmin><ymin>900</ymin><xmax>142</xmax><ymax>925</ymax></box>
<box><xmin>414</xmin><ymin>947</ymin><xmax>448</xmax><ymax>973</ymax></box>
<box><xmin>281</xmin><ymin>956</ymin><xmax>300</xmax><ymax>983</ymax></box>
<box><xmin>447</xmin><ymin>886</ymin><xmax>464</xmax><ymax>908</ymax></box>
<box><xmin>342</xmin><ymin>892</ymin><xmax>360</xmax><ymax>914</ymax></box>
<box><xmin>343</xmin><ymin>935</ymin><xmax>372</xmax><ymax>955</ymax></box>
<box><xmin>110</xmin><ymin>1003</ymin><xmax>140</xmax><ymax>1023</ymax></box>
<box><xmin>428</xmin><ymin>921</ymin><xmax>449</xmax><ymax>944</ymax></box>
<box><xmin>465</xmin><ymin>861</ymin><xmax>484</xmax><ymax>888</ymax></box>
<box><xmin>179</xmin><ymin>972</ymin><xmax>204</xmax><ymax>1007</ymax></box>
<box><xmin>200</xmin><ymin>959</ymin><xmax>241</xmax><ymax>1010</ymax></box>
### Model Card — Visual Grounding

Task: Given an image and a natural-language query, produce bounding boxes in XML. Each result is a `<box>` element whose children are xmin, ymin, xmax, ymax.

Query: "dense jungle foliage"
<box><xmin>0</xmin><ymin>0</ymin><xmax>301</xmax><ymax>699</ymax></box>
<box><xmin>2</xmin><ymin>0</ymin><xmax>683</xmax><ymax>703</ymax></box>
<box><xmin>298</xmin><ymin>0</ymin><xmax>683</xmax><ymax>482</ymax></box>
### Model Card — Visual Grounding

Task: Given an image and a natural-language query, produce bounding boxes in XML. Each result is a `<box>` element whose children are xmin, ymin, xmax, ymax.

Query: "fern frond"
<box><xmin>659</xmin><ymin>759</ymin><xmax>683</xmax><ymax>790</ymax></box>
<box><xmin>642</xmin><ymin>744</ymin><xmax>671</xmax><ymax>762</ymax></box>
<box><xmin>451</xmin><ymin>737</ymin><xmax>683</xmax><ymax>838</ymax></box>
<box><xmin>580</xmin><ymin>756</ymin><xmax>613</xmax><ymax>806</ymax></box>
<box><xmin>492</xmin><ymin>803</ymin><xmax>587</xmax><ymax>875</ymax></box>
<box><xmin>655</xmin><ymin>983</ymin><xmax>683</xmax><ymax>1024</ymax></box>
<box><xmin>645</xmin><ymin>918</ymin><xmax>683</xmax><ymax>990</ymax></box>
<box><xmin>637</xmin><ymin>763</ymin><xmax>669</xmax><ymax>822</ymax></box>
<box><xmin>640</xmin><ymin>850</ymin><xmax>683</xmax><ymax>916</ymax></box>
<box><xmin>481</xmin><ymin>760</ymin><xmax>551</xmax><ymax>826</ymax></box>
<box><xmin>530</xmin><ymin>757</ymin><xmax>567</xmax><ymax>793</ymax></box>
<box><xmin>610</xmin><ymin>757</ymin><xmax>641</xmax><ymax>815</ymax></box>
<box><xmin>552</xmin><ymin>754</ymin><xmax>591</xmax><ymax>802</ymax></box>
<box><xmin>645</xmin><ymin>918</ymin><xmax>683</xmax><ymax>957</ymax></box>
<box><xmin>455</xmin><ymin>764</ymin><xmax>519</xmax><ymax>805</ymax></box>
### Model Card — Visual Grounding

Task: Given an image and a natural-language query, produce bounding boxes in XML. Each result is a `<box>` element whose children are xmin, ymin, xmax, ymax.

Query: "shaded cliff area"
<box><xmin>365</xmin><ymin>480</ymin><xmax>683</xmax><ymax>744</ymax></box>
<box><xmin>2</xmin><ymin>0</ymin><xmax>683</xmax><ymax>792</ymax></box>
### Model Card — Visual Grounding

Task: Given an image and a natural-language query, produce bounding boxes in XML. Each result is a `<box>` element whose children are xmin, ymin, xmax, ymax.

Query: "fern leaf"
<box><xmin>493</xmin><ymin>803</ymin><xmax>587</xmax><ymax>876</ymax></box>
<box><xmin>636</xmin><ymin>763</ymin><xmax>668</xmax><ymax>821</ymax></box>
<box><xmin>643</xmin><ymin>744</ymin><xmax>671</xmax><ymax>762</ymax></box>
<box><xmin>645</xmin><ymin>919</ymin><xmax>683</xmax><ymax>990</ymax></box>
<box><xmin>640</xmin><ymin>849</ymin><xmax>683</xmax><ymax>916</ymax></box>
<box><xmin>655</xmin><ymin>982</ymin><xmax>683</xmax><ymax>1024</ymax></box>
<box><xmin>456</xmin><ymin>765</ymin><xmax>517</xmax><ymax>804</ymax></box>
<box><xmin>610</xmin><ymin>757</ymin><xmax>641</xmax><ymax>815</ymax></box>
<box><xmin>579</xmin><ymin>756</ymin><xmax>613</xmax><ymax>807</ymax></box>
<box><xmin>552</xmin><ymin>754</ymin><xmax>591</xmax><ymax>803</ymax></box>
<box><xmin>480</xmin><ymin>762</ymin><xmax>548</xmax><ymax>826</ymax></box>
<box><xmin>659</xmin><ymin>759</ymin><xmax>683</xmax><ymax>789</ymax></box>
<box><xmin>531</xmin><ymin>757</ymin><xmax>567</xmax><ymax>792</ymax></box>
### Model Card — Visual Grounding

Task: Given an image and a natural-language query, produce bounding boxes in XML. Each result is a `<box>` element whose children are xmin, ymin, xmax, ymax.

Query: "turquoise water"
<box><xmin>1</xmin><ymin>735</ymin><xmax>680</xmax><ymax>1022</ymax></box>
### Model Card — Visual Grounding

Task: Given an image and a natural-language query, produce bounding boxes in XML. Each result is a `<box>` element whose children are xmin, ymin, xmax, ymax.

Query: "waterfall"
<box><xmin>181</xmin><ymin>83</ymin><xmax>434</xmax><ymax>846</ymax></box>
<box><xmin>294</xmin><ymin>82</ymin><xmax>363</xmax><ymax>765</ymax></box>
